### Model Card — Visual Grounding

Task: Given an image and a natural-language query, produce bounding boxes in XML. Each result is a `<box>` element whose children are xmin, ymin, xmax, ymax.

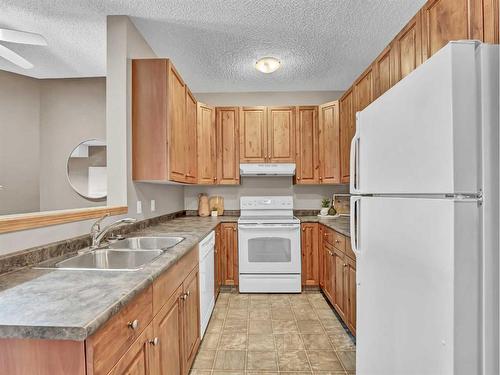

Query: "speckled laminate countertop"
<box><xmin>0</xmin><ymin>214</ymin><xmax>349</xmax><ymax>341</ymax></box>
<box><xmin>298</xmin><ymin>215</ymin><xmax>351</xmax><ymax>237</ymax></box>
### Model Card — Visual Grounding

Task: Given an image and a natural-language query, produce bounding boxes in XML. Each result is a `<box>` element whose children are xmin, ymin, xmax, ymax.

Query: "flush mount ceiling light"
<box><xmin>255</xmin><ymin>57</ymin><xmax>281</xmax><ymax>73</ymax></box>
<box><xmin>0</xmin><ymin>28</ymin><xmax>47</xmax><ymax>69</ymax></box>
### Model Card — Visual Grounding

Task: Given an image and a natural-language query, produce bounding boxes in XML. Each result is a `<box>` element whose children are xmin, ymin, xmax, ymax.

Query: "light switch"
<box><xmin>136</xmin><ymin>201</ymin><xmax>142</xmax><ymax>214</ymax></box>
<box><xmin>151</xmin><ymin>200</ymin><xmax>156</xmax><ymax>212</ymax></box>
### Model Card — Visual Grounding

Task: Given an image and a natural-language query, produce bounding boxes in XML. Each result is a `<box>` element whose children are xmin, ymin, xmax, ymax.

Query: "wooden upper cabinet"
<box><xmin>267</xmin><ymin>107</ymin><xmax>296</xmax><ymax>162</ymax></box>
<box><xmin>373</xmin><ymin>44</ymin><xmax>396</xmax><ymax>99</ymax></box>
<box><xmin>393</xmin><ymin>13</ymin><xmax>422</xmax><ymax>84</ymax></box>
<box><xmin>132</xmin><ymin>59</ymin><xmax>196</xmax><ymax>183</ymax></box>
<box><xmin>340</xmin><ymin>89</ymin><xmax>355</xmax><ymax>184</ymax></box>
<box><xmin>197</xmin><ymin>103</ymin><xmax>216</xmax><ymax>185</ymax></box>
<box><xmin>318</xmin><ymin>101</ymin><xmax>340</xmax><ymax>184</ymax></box>
<box><xmin>240</xmin><ymin>107</ymin><xmax>267</xmax><ymax>163</ymax></box>
<box><xmin>354</xmin><ymin>67</ymin><xmax>374</xmax><ymax>113</ymax></box>
<box><xmin>216</xmin><ymin>107</ymin><xmax>240</xmax><ymax>184</ymax></box>
<box><xmin>169</xmin><ymin>65</ymin><xmax>188</xmax><ymax>182</ymax></box>
<box><xmin>421</xmin><ymin>0</ymin><xmax>471</xmax><ymax>60</ymax></box>
<box><xmin>295</xmin><ymin>106</ymin><xmax>319</xmax><ymax>184</ymax></box>
<box><xmin>185</xmin><ymin>89</ymin><xmax>197</xmax><ymax>183</ymax></box>
<box><xmin>470</xmin><ymin>0</ymin><xmax>499</xmax><ymax>43</ymax></box>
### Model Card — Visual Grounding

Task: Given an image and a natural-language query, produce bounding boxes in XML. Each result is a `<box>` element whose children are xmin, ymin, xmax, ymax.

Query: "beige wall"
<box><xmin>194</xmin><ymin>91</ymin><xmax>343</xmax><ymax>106</ymax></box>
<box><xmin>0</xmin><ymin>70</ymin><xmax>40</xmax><ymax>215</ymax></box>
<box><xmin>39</xmin><ymin>77</ymin><xmax>107</xmax><ymax>211</ymax></box>
<box><xmin>107</xmin><ymin>15</ymin><xmax>185</xmax><ymax>220</ymax></box>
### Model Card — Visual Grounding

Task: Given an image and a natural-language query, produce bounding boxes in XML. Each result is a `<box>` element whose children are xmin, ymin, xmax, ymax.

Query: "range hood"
<box><xmin>240</xmin><ymin>163</ymin><xmax>296</xmax><ymax>176</ymax></box>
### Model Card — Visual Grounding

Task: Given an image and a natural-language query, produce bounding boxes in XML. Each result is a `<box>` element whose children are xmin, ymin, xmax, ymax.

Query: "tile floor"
<box><xmin>191</xmin><ymin>291</ymin><xmax>356</xmax><ymax>375</ymax></box>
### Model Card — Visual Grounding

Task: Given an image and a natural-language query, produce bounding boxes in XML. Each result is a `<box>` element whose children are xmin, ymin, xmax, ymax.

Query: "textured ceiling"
<box><xmin>1</xmin><ymin>0</ymin><xmax>426</xmax><ymax>91</ymax></box>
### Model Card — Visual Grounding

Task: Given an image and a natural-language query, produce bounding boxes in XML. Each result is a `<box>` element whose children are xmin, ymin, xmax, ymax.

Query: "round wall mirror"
<box><xmin>66</xmin><ymin>139</ymin><xmax>107</xmax><ymax>200</ymax></box>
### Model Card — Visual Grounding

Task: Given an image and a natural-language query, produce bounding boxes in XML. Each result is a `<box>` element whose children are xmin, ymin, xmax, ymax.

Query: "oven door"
<box><xmin>238</xmin><ymin>223</ymin><xmax>301</xmax><ymax>274</ymax></box>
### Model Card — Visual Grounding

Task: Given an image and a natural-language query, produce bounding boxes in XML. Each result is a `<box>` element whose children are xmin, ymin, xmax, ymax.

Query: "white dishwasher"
<box><xmin>199</xmin><ymin>230</ymin><xmax>215</xmax><ymax>338</ymax></box>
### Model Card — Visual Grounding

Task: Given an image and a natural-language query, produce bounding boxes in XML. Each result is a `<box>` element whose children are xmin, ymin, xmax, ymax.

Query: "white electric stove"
<box><xmin>238</xmin><ymin>196</ymin><xmax>301</xmax><ymax>293</ymax></box>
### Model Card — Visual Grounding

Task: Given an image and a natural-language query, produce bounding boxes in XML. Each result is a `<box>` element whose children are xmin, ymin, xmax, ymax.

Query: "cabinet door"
<box><xmin>318</xmin><ymin>225</ymin><xmax>325</xmax><ymax>289</ymax></box>
<box><xmin>318</xmin><ymin>101</ymin><xmax>340</xmax><ymax>184</ymax></box>
<box><xmin>354</xmin><ymin>67</ymin><xmax>373</xmax><ymax>113</ymax></box>
<box><xmin>421</xmin><ymin>0</ymin><xmax>471</xmax><ymax>60</ymax></box>
<box><xmin>333</xmin><ymin>248</ymin><xmax>346</xmax><ymax>321</ymax></box>
<box><xmin>301</xmin><ymin>223</ymin><xmax>319</xmax><ymax>286</ymax></box>
<box><xmin>267</xmin><ymin>107</ymin><xmax>295</xmax><ymax>162</ymax></box>
<box><xmin>185</xmin><ymin>89</ymin><xmax>197</xmax><ymax>183</ymax></box>
<box><xmin>323</xmin><ymin>243</ymin><xmax>334</xmax><ymax>304</ymax></box>
<box><xmin>239</xmin><ymin>107</ymin><xmax>267</xmax><ymax>163</ymax></box>
<box><xmin>215</xmin><ymin>225</ymin><xmax>222</xmax><ymax>297</ymax></box>
<box><xmin>169</xmin><ymin>65</ymin><xmax>187</xmax><ymax>183</ymax></box>
<box><xmin>295</xmin><ymin>106</ymin><xmax>319</xmax><ymax>184</ymax></box>
<box><xmin>345</xmin><ymin>257</ymin><xmax>356</xmax><ymax>336</ymax></box>
<box><xmin>152</xmin><ymin>286</ymin><xmax>184</xmax><ymax>375</ymax></box>
<box><xmin>339</xmin><ymin>90</ymin><xmax>354</xmax><ymax>184</ymax></box>
<box><xmin>108</xmin><ymin>325</ymin><xmax>153</xmax><ymax>375</ymax></box>
<box><xmin>221</xmin><ymin>223</ymin><xmax>238</xmax><ymax>286</ymax></box>
<box><xmin>182</xmin><ymin>267</ymin><xmax>200</xmax><ymax>374</ymax></box>
<box><xmin>393</xmin><ymin>13</ymin><xmax>422</xmax><ymax>84</ymax></box>
<box><xmin>197</xmin><ymin>103</ymin><xmax>216</xmax><ymax>184</ymax></box>
<box><xmin>216</xmin><ymin>107</ymin><xmax>240</xmax><ymax>184</ymax></box>
<box><xmin>373</xmin><ymin>44</ymin><xmax>396</xmax><ymax>99</ymax></box>
<box><xmin>470</xmin><ymin>0</ymin><xmax>499</xmax><ymax>44</ymax></box>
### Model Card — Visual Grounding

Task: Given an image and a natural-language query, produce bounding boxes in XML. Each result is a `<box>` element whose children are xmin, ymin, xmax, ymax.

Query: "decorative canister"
<box><xmin>198</xmin><ymin>193</ymin><xmax>210</xmax><ymax>217</ymax></box>
<box><xmin>209</xmin><ymin>196</ymin><xmax>224</xmax><ymax>215</ymax></box>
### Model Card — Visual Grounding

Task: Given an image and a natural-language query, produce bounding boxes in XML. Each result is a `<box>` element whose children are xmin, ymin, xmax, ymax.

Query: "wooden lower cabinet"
<box><xmin>344</xmin><ymin>256</ymin><xmax>357</xmax><ymax>335</ymax></box>
<box><xmin>108</xmin><ymin>326</ymin><xmax>153</xmax><ymax>375</ymax></box>
<box><xmin>318</xmin><ymin>225</ymin><xmax>356</xmax><ymax>336</ymax></box>
<box><xmin>332</xmin><ymin>248</ymin><xmax>346</xmax><ymax>321</ymax></box>
<box><xmin>221</xmin><ymin>223</ymin><xmax>238</xmax><ymax>286</ymax></box>
<box><xmin>182</xmin><ymin>267</ymin><xmax>201</xmax><ymax>373</ymax></box>
<box><xmin>215</xmin><ymin>225</ymin><xmax>222</xmax><ymax>297</ymax></box>
<box><xmin>152</xmin><ymin>286</ymin><xmax>183</xmax><ymax>375</ymax></box>
<box><xmin>301</xmin><ymin>223</ymin><xmax>319</xmax><ymax>286</ymax></box>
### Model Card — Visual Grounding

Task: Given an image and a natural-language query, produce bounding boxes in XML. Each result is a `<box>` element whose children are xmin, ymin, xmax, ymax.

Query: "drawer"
<box><xmin>345</xmin><ymin>238</ymin><xmax>356</xmax><ymax>260</ymax></box>
<box><xmin>322</xmin><ymin>227</ymin><xmax>346</xmax><ymax>251</ymax></box>
<box><xmin>86</xmin><ymin>285</ymin><xmax>153</xmax><ymax>375</ymax></box>
<box><xmin>153</xmin><ymin>246</ymin><xmax>198</xmax><ymax>314</ymax></box>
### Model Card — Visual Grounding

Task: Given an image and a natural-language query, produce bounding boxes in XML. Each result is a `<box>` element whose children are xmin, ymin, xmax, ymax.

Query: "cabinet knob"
<box><xmin>335</xmin><ymin>239</ymin><xmax>340</xmax><ymax>244</ymax></box>
<box><xmin>233</xmin><ymin>228</ymin><xmax>236</xmax><ymax>232</ymax></box>
<box><xmin>302</xmin><ymin>228</ymin><xmax>305</xmax><ymax>232</ymax></box>
<box><xmin>186</xmin><ymin>290</ymin><xmax>191</xmax><ymax>297</ymax></box>
<box><xmin>319</xmin><ymin>176</ymin><xmax>323</xmax><ymax>180</ymax></box>
<box><xmin>149</xmin><ymin>337</ymin><xmax>160</xmax><ymax>346</ymax></box>
<box><xmin>213</xmin><ymin>177</ymin><xmax>217</xmax><ymax>181</ymax></box>
<box><xmin>180</xmin><ymin>293</ymin><xmax>188</xmax><ymax>301</ymax></box>
<box><xmin>343</xmin><ymin>263</ymin><xmax>347</xmax><ymax>267</ymax></box>
<box><xmin>127</xmin><ymin>319</ymin><xmax>139</xmax><ymax>330</ymax></box>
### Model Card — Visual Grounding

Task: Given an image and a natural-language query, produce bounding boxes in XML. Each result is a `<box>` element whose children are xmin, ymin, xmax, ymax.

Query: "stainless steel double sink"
<box><xmin>53</xmin><ymin>236</ymin><xmax>184</xmax><ymax>271</ymax></box>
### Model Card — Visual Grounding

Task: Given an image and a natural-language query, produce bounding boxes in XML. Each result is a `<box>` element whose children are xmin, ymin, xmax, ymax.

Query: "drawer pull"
<box><xmin>127</xmin><ymin>319</ymin><xmax>139</xmax><ymax>330</ymax></box>
<box><xmin>149</xmin><ymin>337</ymin><xmax>160</xmax><ymax>346</ymax></box>
<box><xmin>335</xmin><ymin>239</ymin><xmax>340</xmax><ymax>244</ymax></box>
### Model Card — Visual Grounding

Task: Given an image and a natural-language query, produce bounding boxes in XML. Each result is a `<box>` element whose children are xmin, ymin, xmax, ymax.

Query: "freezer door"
<box><xmin>351</xmin><ymin>41</ymin><xmax>482</xmax><ymax>195</ymax></box>
<box><xmin>351</xmin><ymin>196</ymin><xmax>481</xmax><ymax>375</ymax></box>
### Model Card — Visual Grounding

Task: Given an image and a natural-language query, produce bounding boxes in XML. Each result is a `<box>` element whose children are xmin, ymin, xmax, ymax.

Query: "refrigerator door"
<box><xmin>351</xmin><ymin>41</ymin><xmax>481</xmax><ymax>195</ymax></box>
<box><xmin>351</xmin><ymin>196</ymin><xmax>481</xmax><ymax>375</ymax></box>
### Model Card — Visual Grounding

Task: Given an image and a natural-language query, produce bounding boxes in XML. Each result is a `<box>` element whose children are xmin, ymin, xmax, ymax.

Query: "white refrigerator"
<box><xmin>350</xmin><ymin>41</ymin><xmax>499</xmax><ymax>375</ymax></box>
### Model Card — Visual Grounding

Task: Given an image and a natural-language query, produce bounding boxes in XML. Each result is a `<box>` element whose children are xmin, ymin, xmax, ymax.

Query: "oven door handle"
<box><xmin>238</xmin><ymin>224</ymin><xmax>300</xmax><ymax>230</ymax></box>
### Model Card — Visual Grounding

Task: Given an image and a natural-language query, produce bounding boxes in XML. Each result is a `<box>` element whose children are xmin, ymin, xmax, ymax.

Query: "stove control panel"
<box><xmin>240</xmin><ymin>196</ymin><xmax>294</xmax><ymax>210</ymax></box>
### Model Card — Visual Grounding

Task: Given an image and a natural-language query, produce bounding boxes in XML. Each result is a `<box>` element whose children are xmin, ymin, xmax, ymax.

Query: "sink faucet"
<box><xmin>89</xmin><ymin>214</ymin><xmax>137</xmax><ymax>249</ymax></box>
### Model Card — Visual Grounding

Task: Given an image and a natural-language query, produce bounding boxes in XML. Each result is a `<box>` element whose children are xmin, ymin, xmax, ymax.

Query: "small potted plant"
<box><xmin>320</xmin><ymin>198</ymin><xmax>330</xmax><ymax>216</ymax></box>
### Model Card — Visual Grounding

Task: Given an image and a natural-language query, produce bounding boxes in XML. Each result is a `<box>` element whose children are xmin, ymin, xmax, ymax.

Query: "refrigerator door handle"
<box><xmin>350</xmin><ymin>196</ymin><xmax>361</xmax><ymax>256</ymax></box>
<box><xmin>350</xmin><ymin>131</ymin><xmax>360</xmax><ymax>193</ymax></box>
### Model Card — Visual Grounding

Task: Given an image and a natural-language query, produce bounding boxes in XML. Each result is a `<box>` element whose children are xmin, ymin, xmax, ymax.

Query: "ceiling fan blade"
<box><xmin>0</xmin><ymin>28</ymin><xmax>47</xmax><ymax>46</ymax></box>
<box><xmin>0</xmin><ymin>44</ymin><xmax>33</xmax><ymax>69</ymax></box>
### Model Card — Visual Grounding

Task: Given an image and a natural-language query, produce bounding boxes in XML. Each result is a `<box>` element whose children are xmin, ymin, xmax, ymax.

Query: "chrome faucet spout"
<box><xmin>90</xmin><ymin>216</ymin><xmax>137</xmax><ymax>249</ymax></box>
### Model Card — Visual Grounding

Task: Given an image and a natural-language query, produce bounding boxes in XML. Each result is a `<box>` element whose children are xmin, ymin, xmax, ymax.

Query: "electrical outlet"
<box><xmin>136</xmin><ymin>201</ymin><xmax>142</xmax><ymax>214</ymax></box>
<box><xmin>151</xmin><ymin>200</ymin><xmax>156</xmax><ymax>212</ymax></box>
